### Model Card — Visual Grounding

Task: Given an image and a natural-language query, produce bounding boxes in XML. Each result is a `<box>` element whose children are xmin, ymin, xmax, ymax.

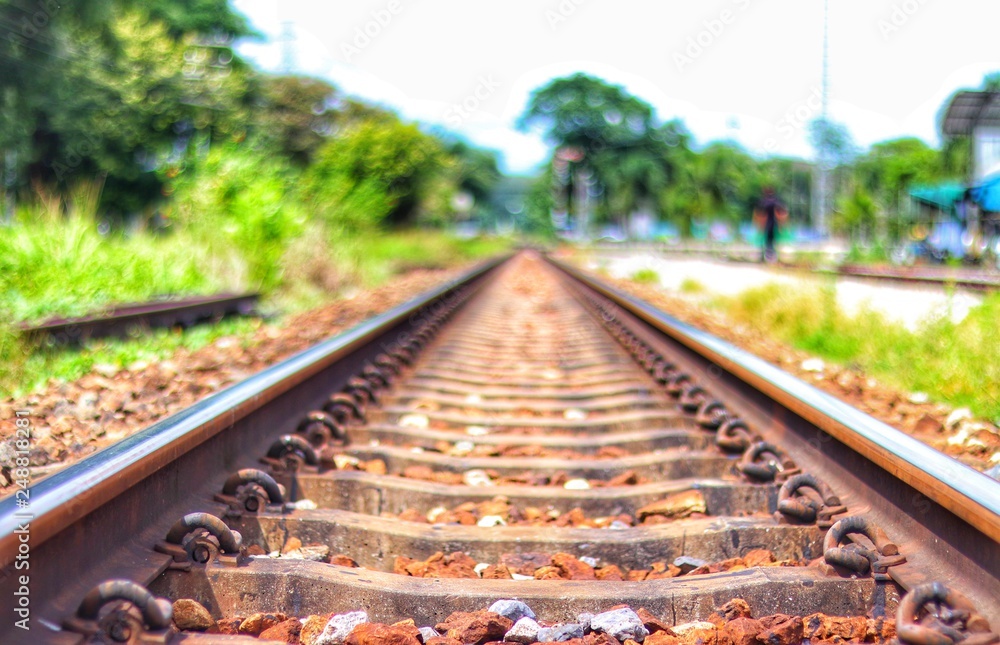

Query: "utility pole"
<box><xmin>814</xmin><ymin>0</ymin><xmax>831</xmax><ymax>238</ymax></box>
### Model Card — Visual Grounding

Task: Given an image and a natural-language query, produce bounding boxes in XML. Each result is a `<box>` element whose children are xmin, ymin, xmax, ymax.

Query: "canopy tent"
<box><xmin>971</xmin><ymin>173</ymin><xmax>1000</xmax><ymax>213</ymax></box>
<box><xmin>909</xmin><ymin>183</ymin><xmax>967</xmax><ymax>212</ymax></box>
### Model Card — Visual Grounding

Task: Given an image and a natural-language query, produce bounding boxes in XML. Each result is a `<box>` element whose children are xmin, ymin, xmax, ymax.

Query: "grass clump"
<box><xmin>630</xmin><ymin>268</ymin><xmax>660</xmax><ymax>285</ymax></box>
<box><xmin>713</xmin><ymin>282</ymin><xmax>1000</xmax><ymax>420</ymax></box>
<box><xmin>679</xmin><ymin>278</ymin><xmax>706</xmax><ymax>294</ymax></box>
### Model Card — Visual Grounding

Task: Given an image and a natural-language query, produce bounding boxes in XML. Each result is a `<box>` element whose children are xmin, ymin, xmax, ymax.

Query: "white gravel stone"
<box><xmin>489</xmin><ymin>599</ymin><xmax>536</xmax><ymax>623</ymax></box>
<box><xmin>477</xmin><ymin>515</ymin><xmax>507</xmax><ymax>527</ymax></box>
<box><xmin>419</xmin><ymin>627</ymin><xmax>441</xmax><ymax>642</ymax></box>
<box><xmin>504</xmin><ymin>617</ymin><xmax>541</xmax><ymax>643</ymax></box>
<box><xmin>466</xmin><ymin>426</ymin><xmax>490</xmax><ymax>436</ymax></box>
<box><xmin>579</xmin><ymin>556</ymin><xmax>599</xmax><ymax>567</ymax></box>
<box><xmin>908</xmin><ymin>392</ymin><xmax>929</xmax><ymax>404</ymax></box>
<box><xmin>590</xmin><ymin>608</ymin><xmax>649</xmax><ymax>642</ymax></box>
<box><xmin>563</xmin><ymin>478</ymin><xmax>591</xmax><ymax>490</ymax></box>
<box><xmin>333</xmin><ymin>454</ymin><xmax>360</xmax><ymax>470</ymax></box>
<box><xmin>947</xmin><ymin>408</ymin><xmax>974</xmax><ymax>430</ymax></box>
<box><xmin>291</xmin><ymin>499</ymin><xmax>317</xmax><ymax>510</ymax></box>
<box><xmin>537</xmin><ymin>623</ymin><xmax>584</xmax><ymax>642</ymax></box>
<box><xmin>672</xmin><ymin>621</ymin><xmax>717</xmax><ymax>636</ymax></box>
<box><xmin>463</xmin><ymin>469</ymin><xmax>494</xmax><ymax>487</ymax></box>
<box><xmin>399</xmin><ymin>414</ymin><xmax>429</xmax><ymax>428</ymax></box>
<box><xmin>315</xmin><ymin>611</ymin><xmax>369</xmax><ymax>645</ymax></box>
<box><xmin>801</xmin><ymin>358</ymin><xmax>825</xmax><ymax>373</ymax></box>
<box><xmin>426</xmin><ymin>506</ymin><xmax>448</xmax><ymax>522</ymax></box>
<box><xmin>452</xmin><ymin>441</ymin><xmax>475</xmax><ymax>455</ymax></box>
<box><xmin>281</xmin><ymin>545</ymin><xmax>330</xmax><ymax>562</ymax></box>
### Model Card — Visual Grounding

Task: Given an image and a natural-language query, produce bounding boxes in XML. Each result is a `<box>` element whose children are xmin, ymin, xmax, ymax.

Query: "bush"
<box><xmin>630</xmin><ymin>268</ymin><xmax>660</xmax><ymax>285</ymax></box>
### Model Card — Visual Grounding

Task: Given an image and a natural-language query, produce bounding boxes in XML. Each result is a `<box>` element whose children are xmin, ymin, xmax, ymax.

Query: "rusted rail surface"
<box><xmin>0</xmin><ymin>251</ymin><xmax>996</xmax><ymax>644</ymax></box>
<box><xmin>20</xmin><ymin>292</ymin><xmax>261</xmax><ymax>343</ymax></box>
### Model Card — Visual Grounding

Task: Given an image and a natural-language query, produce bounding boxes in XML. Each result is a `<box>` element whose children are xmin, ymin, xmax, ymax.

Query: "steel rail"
<box><xmin>548</xmin><ymin>256</ymin><xmax>1000</xmax><ymax>622</ymax></box>
<box><xmin>549</xmin><ymin>257</ymin><xmax>1000</xmax><ymax>539</ymax></box>
<box><xmin>0</xmin><ymin>257</ymin><xmax>506</xmax><ymax>567</ymax></box>
<box><xmin>21</xmin><ymin>292</ymin><xmax>261</xmax><ymax>342</ymax></box>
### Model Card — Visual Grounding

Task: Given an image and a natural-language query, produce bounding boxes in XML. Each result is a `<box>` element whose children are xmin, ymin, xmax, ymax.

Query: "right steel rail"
<box><xmin>549</xmin><ymin>256</ymin><xmax>1000</xmax><ymax>624</ymax></box>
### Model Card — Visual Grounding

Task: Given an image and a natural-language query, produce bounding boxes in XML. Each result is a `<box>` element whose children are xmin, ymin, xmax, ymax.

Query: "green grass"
<box><xmin>712</xmin><ymin>282</ymin><xmax>1000</xmax><ymax>421</ymax></box>
<box><xmin>0</xmin><ymin>206</ymin><xmax>509</xmax><ymax>397</ymax></box>
<box><xmin>630</xmin><ymin>268</ymin><xmax>660</xmax><ymax>285</ymax></box>
<box><xmin>679</xmin><ymin>278</ymin><xmax>706</xmax><ymax>294</ymax></box>
<box><xmin>14</xmin><ymin>317</ymin><xmax>263</xmax><ymax>396</ymax></box>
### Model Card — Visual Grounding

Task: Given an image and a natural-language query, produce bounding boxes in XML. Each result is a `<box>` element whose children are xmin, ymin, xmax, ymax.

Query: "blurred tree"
<box><xmin>133</xmin><ymin>0</ymin><xmax>253</xmax><ymax>38</ymax></box>
<box><xmin>256</xmin><ymin>75</ymin><xmax>339</xmax><ymax>166</ymax></box>
<box><xmin>808</xmin><ymin>118</ymin><xmax>856</xmax><ymax>166</ymax></box>
<box><xmin>304</xmin><ymin>115</ymin><xmax>449</xmax><ymax>229</ymax></box>
<box><xmin>518</xmin><ymin>73</ymin><xmax>668</xmax><ymax>230</ymax></box>
<box><xmin>848</xmin><ymin>137</ymin><xmax>944</xmax><ymax>241</ymax></box>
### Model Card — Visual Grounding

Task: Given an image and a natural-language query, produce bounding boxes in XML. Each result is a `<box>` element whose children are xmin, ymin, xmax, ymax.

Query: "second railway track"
<box><xmin>1</xmin><ymin>251</ymin><xmax>997</xmax><ymax>645</ymax></box>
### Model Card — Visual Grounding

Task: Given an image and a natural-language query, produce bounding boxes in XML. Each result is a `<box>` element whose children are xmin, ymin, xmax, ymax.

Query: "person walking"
<box><xmin>753</xmin><ymin>187</ymin><xmax>788</xmax><ymax>263</ymax></box>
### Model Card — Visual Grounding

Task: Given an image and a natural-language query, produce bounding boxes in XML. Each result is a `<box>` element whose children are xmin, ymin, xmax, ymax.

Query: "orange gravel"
<box><xmin>0</xmin><ymin>267</ymin><xmax>472</xmax><ymax>492</ymax></box>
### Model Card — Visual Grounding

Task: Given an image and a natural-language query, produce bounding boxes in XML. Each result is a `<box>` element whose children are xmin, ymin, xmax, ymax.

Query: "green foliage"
<box><xmin>1</xmin><ymin>0</ymin><xmax>257</xmax><ymax>214</ymax></box>
<box><xmin>304</xmin><ymin>116</ymin><xmax>449</xmax><ymax>230</ymax></box>
<box><xmin>164</xmin><ymin>143</ymin><xmax>306</xmax><ymax>290</ymax></box>
<box><xmin>0</xmin><ymin>191</ymin><xmax>221</xmax><ymax>324</ymax></box>
<box><xmin>679</xmin><ymin>278</ymin><xmax>705</xmax><ymax>294</ymax></box>
<box><xmin>257</xmin><ymin>75</ymin><xmax>339</xmax><ymax>165</ymax></box>
<box><xmin>517</xmin><ymin>73</ymin><xmax>654</xmax><ymax>150</ymax></box>
<box><xmin>630</xmin><ymin>268</ymin><xmax>659</xmax><ymax>285</ymax></box>
<box><xmin>134</xmin><ymin>0</ymin><xmax>254</xmax><ymax>37</ymax></box>
<box><xmin>808</xmin><ymin>118</ymin><xmax>856</xmax><ymax>165</ymax></box>
<box><xmin>714</xmin><ymin>282</ymin><xmax>1000</xmax><ymax>420</ymax></box>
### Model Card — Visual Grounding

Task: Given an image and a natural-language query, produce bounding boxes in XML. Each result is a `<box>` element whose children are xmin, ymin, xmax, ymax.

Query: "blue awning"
<box><xmin>909</xmin><ymin>183</ymin><xmax>967</xmax><ymax>211</ymax></box>
<box><xmin>971</xmin><ymin>173</ymin><xmax>1000</xmax><ymax>213</ymax></box>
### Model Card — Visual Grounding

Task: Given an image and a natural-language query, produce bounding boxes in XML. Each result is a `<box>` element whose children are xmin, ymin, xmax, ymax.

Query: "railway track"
<box><xmin>21</xmin><ymin>292</ymin><xmax>260</xmax><ymax>344</ymax></box>
<box><xmin>1</xmin><ymin>252</ymin><xmax>997</xmax><ymax>645</ymax></box>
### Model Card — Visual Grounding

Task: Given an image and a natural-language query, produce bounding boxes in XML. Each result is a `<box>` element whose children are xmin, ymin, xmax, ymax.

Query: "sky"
<box><xmin>231</xmin><ymin>0</ymin><xmax>1000</xmax><ymax>175</ymax></box>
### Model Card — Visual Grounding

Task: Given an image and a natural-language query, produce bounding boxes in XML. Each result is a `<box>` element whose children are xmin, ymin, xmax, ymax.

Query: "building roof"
<box><xmin>942</xmin><ymin>91</ymin><xmax>1000</xmax><ymax>136</ymax></box>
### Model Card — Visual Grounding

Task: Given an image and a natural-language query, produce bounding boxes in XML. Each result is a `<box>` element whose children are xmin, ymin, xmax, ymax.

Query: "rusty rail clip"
<box><xmin>716</xmin><ymin>418</ymin><xmax>756</xmax><ymax>453</ymax></box>
<box><xmin>824</xmin><ymin>516</ymin><xmax>905</xmax><ymax>580</ymax></box>
<box><xmin>739</xmin><ymin>441</ymin><xmax>799</xmax><ymax>482</ymax></box>
<box><xmin>776</xmin><ymin>473</ymin><xmax>846</xmax><ymax>527</ymax></box>
<box><xmin>897</xmin><ymin>582</ymin><xmax>998</xmax><ymax>645</ymax></box>
<box><xmin>154</xmin><ymin>512</ymin><xmax>244</xmax><ymax>569</ymax></box>
<box><xmin>63</xmin><ymin>580</ymin><xmax>173</xmax><ymax>643</ymax></box>
<box><xmin>297</xmin><ymin>410</ymin><xmax>346</xmax><ymax>446</ymax></box>
<box><xmin>262</xmin><ymin>435</ymin><xmax>319</xmax><ymax>473</ymax></box>
<box><xmin>214</xmin><ymin>468</ymin><xmax>285</xmax><ymax>516</ymax></box>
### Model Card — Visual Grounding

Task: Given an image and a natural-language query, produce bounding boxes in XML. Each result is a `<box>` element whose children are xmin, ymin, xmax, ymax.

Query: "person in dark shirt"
<box><xmin>753</xmin><ymin>187</ymin><xmax>788</xmax><ymax>263</ymax></box>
